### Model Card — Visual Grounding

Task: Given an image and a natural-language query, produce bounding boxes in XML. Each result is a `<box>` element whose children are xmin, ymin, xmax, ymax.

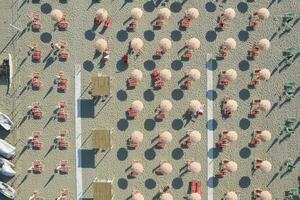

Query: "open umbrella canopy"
<box><xmin>159</xmin><ymin>131</ymin><xmax>173</xmax><ymax>143</ymax></box>
<box><xmin>224</xmin><ymin>131</ymin><xmax>238</xmax><ymax>142</ymax></box>
<box><xmin>95</xmin><ymin>8</ymin><xmax>108</xmax><ymax>20</ymax></box>
<box><xmin>189</xmin><ymin>193</ymin><xmax>201</xmax><ymax>200</ymax></box>
<box><xmin>224</xmin><ymin>99</ymin><xmax>238</xmax><ymax>112</ymax></box>
<box><xmin>257</xmin><ymin>39</ymin><xmax>271</xmax><ymax>50</ymax></box>
<box><xmin>130</xmin><ymin>69</ymin><xmax>143</xmax><ymax>81</ymax></box>
<box><xmin>131</xmin><ymin>38</ymin><xmax>144</xmax><ymax>51</ymax></box>
<box><xmin>189</xmin><ymin>100</ymin><xmax>203</xmax><ymax>113</ymax></box>
<box><xmin>224</xmin><ymin>38</ymin><xmax>237</xmax><ymax>49</ymax></box>
<box><xmin>223</xmin><ymin>69</ymin><xmax>237</xmax><ymax>81</ymax></box>
<box><xmin>158</xmin><ymin>8</ymin><xmax>171</xmax><ymax>20</ymax></box>
<box><xmin>188</xmin><ymin>131</ymin><xmax>201</xmax><ymax>142</ymax></box>
<box><xmin>132</xmin><ymin>162</ymin><xmax>144</xmax><ymax>174</ymax></box>
<box><xmin>259</xmin><ymin>191</ymin><xmax>272</xmax><ymax>200</ymax></box>
<box><xmin>160</xmin><ymin>69</ymin><xmax>172</xmax><ymax>81</ymax></box>
<box><xmin>160</xmin><ymin>100</ymin><xmax>173</xmax><ymax>112</ymax></box>
<box><xmin>257</xmin><ymin>8</ymin><xmax>270</xmax><ymax>20</ymax></box>
<box><xmin>259</xmin><ymin>100</ymin><xmax>271</xmax><ymax>111</ymax></box>
<box><xmin>160</xmin><ymin>193</ymin><xmax>173</xmax><ymax>200</ymax></box>
<box><xmin>159</xmin><ymin>38</ymin><xmax>172</xmax><ymax>50</ymax></box>
<box><xmin>258</xmin><ymin>68</ymin><xmax>271</xmax><ymax>80</ymax></box>
<box><xmin>159</xmin><ymin>162</ymin><xmax>173</xmax><ymax>175</ymax></box>
<box><xmin>260</xmin><ymin>160</ymin><xmax>272</xmax><ymax>173</ymax></box>
<box><xmin>186</xmin><ymin>38</ymin><xmax>200</xmax><ymax>50</ymax></box>
<box><xmin>131</xmin><ymin>100</ymin><xmax>144</xmax><ymax>112</ymax></box>
<box><xmin>50</xmin><ymin>9</ymin><xmax>64</xmax><ymax>22</ymax></box>
<box><xmin>258</xmin><ymin>130</ymin><xmax>271</xmax><ymax>142</ymax></box>
<box><xmin>185</xmin><ymin>8</ymin><xmax>199</xmax><ymax>19</ymax></box>
<box><xmin>132</xmin><ymin>192</ymin><xmax>144</xmax><ymax>200</ymax></box>
<box><xmin>95</xmin><ymin>39</ymin><xmax>108</xmax><ymax>52</ymax></box>
<box><xmin>223</xmin><ymin>8</ymin><xmax>236</xmax><ymax>20</ymax></box>
<box><xmin>131</xmin><ymin>131</ymin><xmax>143</xmax><ymax>143</ymax></box>
<box><xmin>224</xmin><ymin>161</ymin><xmax>238</xmax><ymax>172</ymax></box>
<box><xmin>131</xmin><ymin>8</ymin><xmax>143</xmax><ymax>20</ymax></box>
<box><xmin>187</xmin><ymin>69</ymin><xmax>201</xmax><ymax>81</ymax></box>
<box><xmin>225</xmin><ymin>191</ymin><xmax>238</xmax><ymax>200</ymax></box>
<box><xmin>188</xmin><ymin>161</ymin><xmax>201</xmax><ymax>173</ymax></box>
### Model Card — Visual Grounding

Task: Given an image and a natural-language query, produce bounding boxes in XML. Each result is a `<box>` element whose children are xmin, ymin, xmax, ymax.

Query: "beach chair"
<box><xmin>249</xmin><ymin>79</ymin><xmax>260</xmax><ymax>87</ymax></box>
<box><xmin>216</xmin><ymin>139</ymin><xmax>229</xmax><ymax>150</ymax></box>
<box><xmin>154</xmin><ymin>50</ymin><xmax>163</xmax><ymax>58</ymax></box>
<box><xmin>30</xmin><ymin>131</ymin><xmax>42</xmax><ymax>149</ymax></box>
<box><xmin>218</xmin><ymin>79</ymin><xmax>229</xmax><ymax>87</ymax></box>
<box><xmin>56</xmin><ymin>189</ymin><xmax>68</xmax><ymax>200</ymax></box>
<box><xmin>122</xmin><ymin>54</ymin><xmax>128</xmax><ymax>64</ymax></box>
<box><xmin>31</xmin><ymin>102</ymin><xmax>42</xmax><ymax>119</ymax></box>
<box><xmin>128</xmin><ymin>170</ymin><xmax>138</xmax><ymax>178</ymax></box>
<box><xmin>191</xmin><ymin>180</ymin><xmax>197</xmax><ymax>193</ymax></box>
<box><xmin>217</xmin><ymin>47</ymin><xmax>228</xmax><ymax>58</ymax></box>
<box><xmin>128</xmin><ymin>78</ymin><xmax>137</xmax><ymax>87</ymax></box>
<box><xmin>57</xmin><ymin>137</ymin><xmax>68</xmax><ymax>149</ymax></box>
<box><xmin>30</xmin><ymin>13</ymin><xmax>41</xmax><ymax>30</ymax></box>
<box><xmin>104</xmin><ymin>17</ymin><xmax>112</xmax><ymax>28</ymax></box>
<box><xmin>287</xmin><ymin>159</ymin><xmax>296</xmax><ymax>171</ymax></box>
<box><xmin>128</xmin><ymin>21</ymin><xmax>137</xmax><ymax>30</ymax></box>
<box><xmin>284</xmin><ymin>82</ymin><xmax>296</xmax><ymax>99</ymax></box>
<box><xmin>153</xmin><ymin>19</ymin><xmax>164</xmax><ymax>28</ymax></box>
<box><xmin>57</xmin><ymin>160</ymin><xmax>69</xmax><ymax>174</ymax></box>
<box><xmin>152</xmin><ymin>68</ymin><xmax>160</xmax><ymax>79</ymax></box>
<box><xmin>286</xmin><ymin>117</ymin><xmax>297</xmax><ymax>125</ymax></box>
<box><xmin>128</xmin><ymin>139</ymin><xmax>139</xmax><ymax>149</ymax></box>
<box><xmin>181</xmin><ymin>139</ymin><xmax>192</xmax><ymax>148</ymax></box>
<box><xmin>283</xmin><ymin>13</ymin><xmax>296</xmax><ymax>23</ymax></box>
<box><xmin>59</xmin><ymin>50</ymin><xmax>69</xmax><ymax>60</ymax></box>
<box><xmin>57</xmin><ymin>108</ymin><xmax>67</xmax><ymax>121</ymax></box>
<box><xmin>182</xmin><ymin>80</ymin><xmax>192</xmax><ymax>89</ymax></box>
<box><xmin>182</xmin><ymin>50</ymin><xmax>193</xmax><ymax>59</ymax></box>
<box><xmin>196</xmin><ymin>180</ymin><xmax>202</xmax><ymax>194</ymax></box>
<box><xmin>180</xmin><ymin>17</ymin><xmax>191</xmax><ymax>28</ymax></box>
<box><xmin>32</xmin><ymin>72</ymin><xmax>41</xmax><ymax>89</ymax></box>
<box><xmin>94</xmin><ymin>16</ymin><xmax>102</xmax><ymax>24</ymax></box>
<box><xmin>57</xmin><ymin>78</ymin><xmax>67</xmax><ymax>92</ymax></box>
<box><xmin>154</xmin><ymin>81</ymin><xmax>165</xmax><ymax>89</ymax></box>
<box><xmin>127</xmin><ymin>107</ymin><xmax>137</xmax><ymax>118</ymax></box>
<box><xmin>156</xmin><ymin>113</ymin><xmax>168</xmax><ymax>120</ymax></box>
<box><xmin>32</xmin><ymin>49</ymin><xmax>42</xmax><ymax>61</ymax></box>
<box><xmin>283</xmin><ymin>48</ymin><xmax>297</xmax><ymax>59</ymax></box>
<box><xmin>248</xmin><ymin>47</ymin><xmax>260</xmax><ymax>57</ymax></box>
<box><xmin>31</xmin><ymin>161</ymin><xmax>42</xmax><ymax>173</ymax></box>
<box><xmin>58</xmin><ymin>20</ymin><xmax>69</xmax><ymax>30</ymax></box>
<box><xmin>156</xmin><ymin>141</ymin><xmax>166</xmax><ymax>149</ymax></box>
<box><xmin>218</xmin><ymin>169</ymin><xmax>228</xmax><ymax>177</ymax></box>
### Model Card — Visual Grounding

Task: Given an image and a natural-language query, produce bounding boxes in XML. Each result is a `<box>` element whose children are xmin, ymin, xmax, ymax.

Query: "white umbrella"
<box><xmin>160</xmin><ymin>193</ymin><xmax>173</xmax><ymax>200</ymax></box>
<box><xmin>131</xmin><ymin>38</ymin><xmax>144</xmax><ymax>51</ymax></box>
<box><xmin>223</xmin><ymin>69</ymin><xmax>237</xmax><ymax>81</ymax></box>
<box><xmin>189</xmin><ymin>100</ymin><xmax>203</xmax><ymax>113</ymax></box>
<box><xmin>131</xmin><ymin>8</ymin><xmax>143</xmax><ymax>20</ymax></box>
<box><xmin>186</xmin><ymin>38</ymin><xmax>200</xmax><ymax>50</ymax></box>
<box><xmin>224</xmin><ymin>161</ymin><xmax>238</xmax><ymax>172</ymax></box>
<box><xmin>224</xmin><ymin>131</ymin><xmax>238</xmax><ymax>142</ymax></box>
<box><xmin>257</xmin><ymin>8</ymin><xmax>270</xmax><ymax>20</ymax></box>
<box><xmin>225</xmin><ymin>191</ymin><xmax>238</xmax><ymax>200</ymax></box>
<box><xmin>132</xmin><ymin>162</ymin><xmax>144</xmax><ymax>174</ymax></box>
<box><xmin>131</xmin><ymin>100</ymin><xmax>144</xmax><ymax>112</ymax></box>
<box><xmin>187</xmin><ymin>161</ymin><xmax>201</xmax><ymax>174</ymax></box>
<box><xmin>159</xmin><ymin>38</ymin><xmax>172</xmax><ymax>50</ymax></box>
<box><xmin>189</xmin><ymin>193</ymin><xmax>201</xmax><ymax>200</ymax></box>
<box><xmin>50</xmin><ymin>9</ymin><xmax>64</xmax><ymax>22</ymax></box>
<box><xmin>187</xmin><ymin>131</ymin><xmax>201</xmax><ymax>143</ymax></box>
<box><xmin>257</xmin><ymin>39</ymin><xmax>271</xmax><ymax>50</ymax></box>
<box><xmin>185</xmin><ymin>8</ymin><xmax>199</xmax><ymax>19</ymax></box>
<box><xmin>259</xmin><ymin>160</ymin><xmax>272</xmax><ymax>173</ymax></box>
<box><xmin>224</xmin><ymin>99</ymin><xmax>238</xmax><ymax>112</ymax></box>
<box><xmin>223</xmin><ymin>8</ymin><xmax>236</xmax><ymax>20</ymax></box>
<box><xmin>224</xmin><ymin>38</ymin><xmax>237</xmax><ymax>49</ymax></box>
<box><xmin>132</xmin><ymin>192</ymin><xmax>144</xmax><ymax>200</ymax></box>
<box><xmin>95</xmin><ymin>39</ymin><xmax>108</xmax><ymax>52</ymax></box>
<box><xmin>187</xmin><ymin>69</ymin><xmax>201</xmax><ymax>81</ymax></box>
<box><xmin>159</xmin><ymin>131</ymin><xmax>172</xmax><ymax>143</ymax></box>
<box><xmin>160</xmin><ymin>69</ymin><xmax>172</xmax><ymax>81</ymax></box>
<box><xmin>96</xmin><ymin>8</ymin><xmax>108</xmax><ymax>20</ymax></box>
<box><xmin>130</xmin><ymin>69</ymin><xmax>143</xmax><ymax>81</ymax></box>
<box><xmin>258</xmin><ymin>68</ymin><xmax>270</xmax><ymax>80</ymax></box>
<box><xmin>257</xmin><ymin>130</ymin><xmax>271</xmax><ymax>142</ymax></box>
<box><xmin>259</xmin><ymin>191</ymin><xmax>272</xmax><ymax>200</ymax></box>
<box><xmin>130</xmin><ymin>131</ymin><xmax>143</xmax><ymax>143</ymax></box>
<box><xmin>158</xmin><ymin>8</ymin><xmax>171</xmax><ymax>20</ymax></box>
<box><xmin>159</xmin><ymin>162</ymin><xmax>173</xmax><ymax>175</ymax></box>
<box><xmin>159</xmin><ymin>100</ymin><xmax>173</xmax><ymax>112</ymax></box>
<box><xmin>258</xmin><ymin>100</ymin><xmax>271</xmax><ymax>112</ymax></box>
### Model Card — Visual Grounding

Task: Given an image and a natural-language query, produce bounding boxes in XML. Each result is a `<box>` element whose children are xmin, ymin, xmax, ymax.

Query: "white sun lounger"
<box><xmin>0</xmin><ymin>112</ymin><xmax>14</xmax><ymax>131</ymax></box>
<box><xmin>0</xmin><ymin>139</ymin><xmax>15</xmax><ymax>159</ymax></box>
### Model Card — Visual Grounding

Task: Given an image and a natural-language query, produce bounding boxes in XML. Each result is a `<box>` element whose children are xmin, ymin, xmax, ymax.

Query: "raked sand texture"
<box><xmin>0</xmin><ymin>0</ymin><xmax>299</xmax><ymax>200</ymax></box>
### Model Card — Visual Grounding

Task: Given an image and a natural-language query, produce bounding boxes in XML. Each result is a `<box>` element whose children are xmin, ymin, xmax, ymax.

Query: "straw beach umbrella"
<box><xmin>223</xmin><ymin>8</ymin><xmax>236</xmax><ymax>20</ymax></box>
<box><xmin>186</xmin><ymin>38</ymin><xmax>200</xmax><ymax>50</ymax></box>
<box><xmin>224</xmin><ymin>131</ymin><xmax>238</xmax><ymax>142</ymax></box>
<box><xmin>224</xmin><ymin>161</ymin><xmax>237</xmax><ymax>172</ymax></box>
<box><xmin>187</xmin><ymin>69</ymin><xmax>201</xmax><ymax>81</ymax></box>
<box><xmin>257</xmin><ymin>8</ymin><xmax>270</xmax><ymax>20</ymax></box>
<box><xmin>224</xmin><ymin>38</ymin><xmax>237</xmax><ymax>49</ymax></box>
<box><xmin>158</xmin><ymin>162</ymin><xmax>173</xmax><ymax>175</ymax></box>
<box><xmin>131</xmin><ymin>162</ymin><xmax>144</xmax><ymax>174</ymax></box>
<box><xmin>95</xmin><ymin>39</ymin><xmax>108</xmax><ymax>52</ymax></box>
<box><xmin>187</xmin><ymin>131</ymin><xmax>201</xmax><ymax>142</ymax></box>
<box><xmin>189</xmin><ymin>100</ymin><xmax>203</xmax><ymax>113</ymax></box>
<box><xmin>96</xmin><ymin>8</ymin><xmax>108</xmax><ymax>20</ymax></box>
<box><xmin>224</xmin><ymin>99</ymin><xmax>238</xmax><ymax>112</ymax></box>
<box><xmin>189</xmin><ymin>193</ymin><xmax>201</xmax><ymax>200</ymax></box>
<box><xmin>130</xmin><ymin>131</ymin><xmax>143</xmax><ymax>144</ymax></box>
<box><xmin>132</xmin><ymin>192</ymin><xmax>144</xmax><ymax>200</ymax></box>
<box><xmin>258</xmin><ymin>100</ymin><xmax>271</xmax><ymax>112</ymax></box>
<box><xmin>159</xmin><ymin>38</ymin><xmax>172</xmax><ymax>51</ymax></box>
<box><xmin>185</xmin><ymin>8</ymin><xmax>199</xmax><ymax>19</ymax></box>
<box><xmin>160</xmin><ymin>193</ymin><xmax>173</xmax><ymax>200</ymax></box>
<box><xmin>225</xmin><ymin>191</ymin><xmax>238</xmax><ymax>200</ymax></box>
<box><xmin>257</xmin><ymin>39</ymin><xmax>271</xmax><ymax>50</ymax></box>
<box><xmin>257</xmin><ymin>130</ymin><xmax>271</xmax><ymax>142</ymax></box>
<box><xmin>160</xmin><ymin>69</ymin><xmax>172</xmax><ymax>81</ymax></box>
<box><xmin>159</xmin><ymin>131</ymin><xmax>172</xmax><ymax>144</ymax></box>
<box><xmin>259</xmin><ymin>191</ymin><xmax>272</xmax><ymax>200</ymax></box>
<box><xmin>223</xmin><ymin>69</ymin><xmax>237</xmax><ymax>81</ymax></box>
<box><xmin>257</xmin><ymin>69</ymin><xmax>271</xmax><ymax>80</ymax></box>
<box><xmin>131</xmin><ymin>8</ymin><xmax>143</xmax><ymax>20</ymax></box>
<box><xmin>259</xmin><ymin>161</ymin><xmax>272</xmax><ymax>173</ymax></box>
<box><xmin>131</xmin><ymin>100</ymin><xmax>144</xmax><ymax>112</ymax></box>
<box><xmin>158</xmin><ymin>8</ymin><xmax>171</xmax><ymax>20</ymax></box>
<box><xmin>131</xmin><ymin>38</ymin><xmax>144</xmax><ymax>51</ymax></box>
<box><xmin>50</xmin><ymin>9</ymin><xmax>64</xmax><ymax>22</ymax></box>
<box><xmin>187</xmin><ymin>161</ymin><xmax>201</xmax><ymax>174</ymax></box>
<box><xmin>159</xmin><ymin>100</ymin><xmax>173</xmax><ymax>112</ymax></box>
<box><xmin>130</xmin><ymin>69</ymin><xmax>143</xmax><ymax>81</ymax></box>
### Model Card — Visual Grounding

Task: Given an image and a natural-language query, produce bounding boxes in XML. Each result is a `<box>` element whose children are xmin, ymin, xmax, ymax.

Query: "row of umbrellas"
<box><xmin>223</xmin><ymin>99</ymin><xmax>272</xmax><ymax>113</ymax></box>
<box><xmin>131</xmin><ymin>191</ymin><xmax>202</xmax><ymax>200</ymax></box>
<box><xmin>225</xmin><ymin>190</ymin><xmax>272</xmax><ymax>200</ymax></box>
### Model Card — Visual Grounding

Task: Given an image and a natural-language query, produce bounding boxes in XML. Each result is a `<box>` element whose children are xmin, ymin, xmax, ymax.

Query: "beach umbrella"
<box><xmin>50</xmin><ymin>9</ymin><xmax>64</xmax><ymax>22</ymax></box>
<box><xmin>158</xmin><ymin>8</ymin><xmax>171</xmax><ymax>20</ymax></box>
<box><xmin>131</xmin><ymin>38</ymin><xmax>144</xmax><ymax>51</ymax></box>
<box><xmin>187</xmin><ymin>161</ymin><xmax>201</xmax><ymax>174</ymax></box>
<box><xmin>186</xmin><ymin>38</ymin><xmax>200</xmax><ymax>50</ymax></box>
<box><xmin>132</xmin><ymin>162</ymin><xmax>144</xmax><ymax>174</ymax></box>
<box><xmin>258</xmin><ymin>68</ymin><xmax>271</xmax><ymax>80</ymax></box>
<box><xmin>187</xmin><ymin>131</ymin><xmax>201</xmax><ymax>142</ymax></box>
<box><xmin>189</xmin><ymin>100</ymin><xmax>203</xmax><ymax>113</ymax></box>
<box><xmin>132</xmin><ymin>192</ymin><xmax>144</xmax><ymax>200</ymax></box>
<box><xmin>224</xmin><ymin>161</ymin><xmax>238</xmax><ymax>172</ymax></box>
<box><xmin>160</xmin><ymin>193</ymin><xmax>173</xmax><ymax>200</ymax></box>
<box><xmin>223</xmin><ymin>69</ymin><xmax>237</xmax><ymax>81</ymax></box>
<box><xmin>159</xmin><ymin>162</ymin><xmax>173</xmax><ymax>175</ymax></box>
<box><xmin>131</xmin><ymin>100</ymin><xmax>144</xmax><ymax>112</ymax></box>
<box><xmin>257</xmin><ymin>8</ymin><xmax>270</xmax><ymax>20</ymax></box>
<box><xmin>224</xmin><ymin>131</ymin><xmax>238</xmax><ymax>142</ymax></box>
<box><xmin>259</xmin><ymin>191</ymin><xmax>272</xmax><ymax>200</ymax></box>
<box><xmin>260</xmin><ymin>160</ymin><xmax>272</xmax><ymax>173</ymax></box>
<box><xmin>189</xmin><ymin>193</ymin><xmax>201</xmax><ymax>200</ymax></box>
<box><xmin>224</xmin><ymin>99</ymin><xmax>238</xmax><ymax>112</ymax></box>
<box><xmin>224</xmin><ymin>38</ymin><xmax>237</xmax><ymax>49</ymax></box>
<box><xmin>159</xmin><ymin>100</ymin><xmax>173</xmax><ymax>112</ymax></box>
<box><xmin>185</xmin><ymin>8</ymin><xmax>199</xmax><ymax>19</ymax></box>
<box><xmin>225</xmin><ymin>191</ymin><xmax>238</xmax><ymax>200</ymax></box>
<box><xmin>96</xmin><ymin>8</ymin><xmax>108</xmax><ymax>20</ymax></box>
<box><xmin>95</xmin><ymin>39</ymin><xmax>108</xmax><ymax>52</ymax></box>
<box><xmin>131</xmin><ymin>8</ymin><xmax>143</xmax><ymax>20</ymax></box>
<box><xmin>257</xmin><ymin>39</ymin><xmax>271</xmax><ymax>50</ymax></box>
<box><xmin>187</xmin><ymin>69</ymin><xmax>201</xmax><ymax>81</ymax></box>
<box><xmin>258</xmin><ymin>100</ymin><xmax>271</xmax><ymax>112</ymax></box>
<box><xmin>159</xmin><ymin>131</ymin><xmax>172</xmax><ymax>143</ymax></box>
<box><xmin>130</xmin><ymin>69</ymin><xmax>143</xmax><ymax>81</ymax></box>
<box><xmin>258</xmin><ymin>130</ymin><xmax>271</xmax><ymax>142</ymax></box>
<box><xmin>223</xmin><ymin>8</ymin><xmax>236</xmax><ymax>20</ymax></box>
<box><xmin>159</xmin><ymin>38</ymin><xmax>172</xmax><ymax>50</ymax></box>
<box><xmin>130</xmin><ymin>131</ymin><xmax>143</xmax><ymax>143</ymax></box>
<box><xmin>160</xmin><ymin>69</ymin><xmax>172</xmax><ymax>81</ymax></box>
